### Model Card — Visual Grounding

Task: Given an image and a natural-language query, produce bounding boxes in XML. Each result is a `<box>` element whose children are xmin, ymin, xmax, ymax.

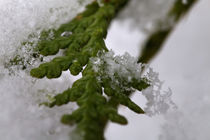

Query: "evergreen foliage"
<box><xmin>30</xmin><ymin>0</ymin><xmax>150</xmax><ymax>139</ymax></box>
<box><xmin>5</xmin><ymin>0</ymin><xmax>198</xmax><ymax>139</ymax></box>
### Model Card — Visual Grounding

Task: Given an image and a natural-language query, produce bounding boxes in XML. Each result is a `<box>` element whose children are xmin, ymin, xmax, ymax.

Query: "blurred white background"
<box><xmin>106</xmin><ymin>0</ymin><xmax>210</xmax><ymax>139</ymax></box>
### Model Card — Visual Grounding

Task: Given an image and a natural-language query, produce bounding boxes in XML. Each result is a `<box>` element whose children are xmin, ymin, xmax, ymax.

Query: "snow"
<box><xmin>0</xmin><ymin>0</ymin><xmax>92</xmax><ymax>140</ymax></box>
<box><xmin>91</xmin><ymin>50</ymin><xmax>142</xmax><ymax>82</ymax></box>
<box><xmin>91</xmin><ymin>50</ymin><xmax>175</xmax><ymax>116</ymax></box>
<box><xmin>0</xmin><ymin>0</ymin><xmax>91</xmax><ymax>65</ymax></box>
<box><xmin>142</xmin><ymin>68</ymin><xmax>177</xmax><ymax>116</ymax></box>
<box><xmin>1</xmin><ymin>0</ymin><xmax>210</xmax><ymax>140</ymax></box>
<box><xmin>0</xmin><ymin>70</ymin><xmax>76</xmax><ymax>140</ymax></box>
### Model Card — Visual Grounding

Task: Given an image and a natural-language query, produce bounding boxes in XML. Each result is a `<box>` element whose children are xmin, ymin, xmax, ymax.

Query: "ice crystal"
<box><xmin>91</xmin><ymin>51</ymin><xmax>175</xmax><ymax>116</ymax></box>
<box><xmin>93</xmin><ymin>50</ymin><xmax>142</xmax><ymax>80</ymax></box>
<box><xmin>142</xmin><ymin>68</ymin><xmax>177</xmax><ymax>116</ymax></box>
<box><xmin>91</xmin><ymin>50</ymin><xmax>143</xmax><ymax>90</ymax></box>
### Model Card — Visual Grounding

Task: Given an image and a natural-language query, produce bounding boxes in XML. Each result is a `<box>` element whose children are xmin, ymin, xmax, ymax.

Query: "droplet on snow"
<box><xmin>61</xmin><ymin>31</ymin><xmax>72</xmax><ymax>37</ymax></box>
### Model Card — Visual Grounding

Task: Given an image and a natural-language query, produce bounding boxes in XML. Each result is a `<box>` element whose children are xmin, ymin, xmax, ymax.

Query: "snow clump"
<box><xmin>91</xmin><ymin>50</ymin><xmax>143</xmax><ymax>82</ymax></box>
<box><xmin>91</xmin><ymin>50</ymin><xmax>176</xmax><ymax>116</ymax></box>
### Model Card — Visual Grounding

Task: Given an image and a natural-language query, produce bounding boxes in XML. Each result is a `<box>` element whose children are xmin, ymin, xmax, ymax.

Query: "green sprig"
<box><xmin>30</xmin><ymin>1</ymin><xmax>150</xmax><ymax>140</ymax></box>
<box><xmin>31</xmin><ymin>0</ymin><xmax>128</xmax><ymax>78</ymax></box>
<box><xmin>43</xmin><ymin>60</ymin><xmax>149</xmax><ymax>140</ymax></box>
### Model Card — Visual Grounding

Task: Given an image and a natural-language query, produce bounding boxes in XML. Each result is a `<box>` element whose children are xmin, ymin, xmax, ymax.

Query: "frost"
<box><xmin>91</xmin><ymin>50</ymin><xmax>143</xmax><ymax>92</ymax></box>
<box><xmin>142</xmin><ymin>68</ymin><xmax>177</xmax><ymax>116</ymax></box>
<box><xmin>91</xmin><ymin>51</ymin><xmax>176</xmax><ymax>116</ymax></box>
<box><xmin>92</xmin><ymin>50</ymin><xmax>142</xmax><ymax>82</ymax></box>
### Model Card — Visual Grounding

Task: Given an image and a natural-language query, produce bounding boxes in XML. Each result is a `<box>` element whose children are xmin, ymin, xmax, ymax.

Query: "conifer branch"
<box><xmin>30</xmin><ymin>0</ymin><xmax>128</xmax><ymax>78</ymax></box>
<box><xmin>30</xmin><ymin>1</ymin><xmax>151</xmax><ymax>140</ymax></box>
<box><xmin>2</xmin><ymin>0</ymin><xmax>200</xmax><ymax>139</ymax></box>
<box><xmin>16</xmin><ymin>0</ymin><xmax>197</xmax><ymax>139</ymax></box>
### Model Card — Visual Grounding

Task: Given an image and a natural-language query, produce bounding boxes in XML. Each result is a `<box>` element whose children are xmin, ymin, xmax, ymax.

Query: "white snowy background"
<box><xmin>0</xmin><ymin>0</ymin><xmax>210</xmax><ymax>140</ymax></box>
<box><xmin>106</xmin><ymin>0</ymin><xmax>210</xmax><ymax>139</ymax></box>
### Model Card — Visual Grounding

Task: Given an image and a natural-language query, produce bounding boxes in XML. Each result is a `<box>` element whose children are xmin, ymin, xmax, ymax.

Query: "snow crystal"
<box><xmin>142</xmin><ymin>68</ymin><xmax>177</xmax><ymax>116</ymax></box>
<box><xmin>91</xmin><ymin>51</ymin><xmax>176</xmax><ymax>116</ymax></box>
<box><xmin>91</xmin><ymin>50</ymin><xmax>143</xmax><ymax>82</ymax></box>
